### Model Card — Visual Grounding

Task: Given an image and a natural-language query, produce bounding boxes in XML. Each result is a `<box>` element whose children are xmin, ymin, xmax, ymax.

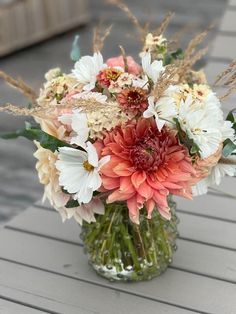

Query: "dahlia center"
<box><xmin>130</xmin><ymin>138</ymin><xmax>165</xmax><ymax>172</ymax></box>
<box><xmin>83</xmin><ymin>160</ymin><xmax>94</xmax><ymax>172</ymax></box>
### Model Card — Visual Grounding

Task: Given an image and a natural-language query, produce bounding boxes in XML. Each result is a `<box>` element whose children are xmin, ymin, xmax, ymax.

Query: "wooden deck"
<box><xmin>0</xmin><ymin>179</ymin><xmax>236</xmax><ymax>314</ymax></box>
<box><xmin>1</xmin><ymin>1</ymin><xmax>236</xmax><ymax>313</ymax></box>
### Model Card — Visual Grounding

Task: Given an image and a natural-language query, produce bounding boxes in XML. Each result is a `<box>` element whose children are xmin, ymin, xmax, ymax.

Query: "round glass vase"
<box><xmin>80</xmin><ymin>197</ymin><xmax>178</xmax><ymax>282</ymax></box>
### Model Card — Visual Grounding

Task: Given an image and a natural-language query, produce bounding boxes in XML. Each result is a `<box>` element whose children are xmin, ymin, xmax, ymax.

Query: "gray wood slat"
<box><xmin>229</xmin><ymin>0</ymin><xmax>236</xmax><ymax>7</ymax></box>
<box><xmin>176</xmin><ymin>194</ymin><xmax>236</xmax><ymax>222</ymax></box>
<box><xmin>0</xmin><ymin>259</ymin><xmax>194</xmax><ymax>314</ymax></box>
<box><xmin>205</xmin><ymin>61</ymin><xmax>229</xmax><ymax>85</ymax></box>
<box><xmin>219</xmin><ymin>9</ymin><xmax>236</xmax><ymax>32</ymax></box>
<box><xmin>0</xmin><ymin>234</ymin><xmax>235</xmax><ymax>314</ymax></box>
<box><xmin>0</xmin><ymin>226</ymin><xmax>236</xmax><ymax>286</ymax></box>
<box><xmin>211</xmin><ymin>35</ymin><xmax>236</xmax><ymax>60</ymax></box>
<box><xmin>0</xmin><ymin>298</ymin><xmax>46</xmax><ymax>314</ymax></box>
<box><xmin>7</xmin><ymin>203</ymin><xmax>236</xmax><ymax>250</ymax></box>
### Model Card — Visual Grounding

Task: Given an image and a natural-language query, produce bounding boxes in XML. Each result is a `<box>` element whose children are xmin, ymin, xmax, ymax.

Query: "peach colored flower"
<box><xmin>117</xmin><ymin>87</ymin><xmax>148</xmax><ymax>115</ymax></box>
<box><xmin>192</xmin><ymin>144</ymin><xmax>223</xmax><ymax>185</ymax></box>
<box><xmin>106</xmin><ymin>55</ymin><xmax>141</xmax><ymax>75</ymax></box>
<box><xmin>95</xmin><ymin>118</ymin><xmax>196</xmax><ymax>224</ymax></box>
<box><xmin>97</xmin><ymin>67</ymin><xmax>123</xmax><ymax>88</ymax></box>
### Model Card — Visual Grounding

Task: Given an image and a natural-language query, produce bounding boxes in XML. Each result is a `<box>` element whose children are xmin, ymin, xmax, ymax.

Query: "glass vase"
<box><xmin>80</xmin><ymin>197</ymin><xmax>178</xmax><ymax>282</ymax></box>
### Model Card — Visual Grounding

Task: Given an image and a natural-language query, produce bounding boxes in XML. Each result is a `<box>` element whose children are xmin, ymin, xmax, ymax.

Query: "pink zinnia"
<box><xmin>106</xmin><ymin>55</ymin><xmax>141</xmax><ymax>75</ymax></box>
<box><xmin>97</xmin><ymin>67</ymin><xmax>122</xmax><ymax>88</ymax></box>
<box><xmin>95</xmin><ymin>118</ymin><xmax>196</xmax><ymax>224</ymax></box>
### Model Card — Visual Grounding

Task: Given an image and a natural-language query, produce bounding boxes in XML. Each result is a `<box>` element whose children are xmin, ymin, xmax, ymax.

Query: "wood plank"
<box><xmin>0</xmin><ymin>259</ymin><xmax>194</xmax><ymax>314</ymax></box>
<box><xmin>211</xmin><ymin>35</ymin><xmax>236</xmax><ymax>60</ymax></box>
<box><xmin>229</xmin><ymin>0</ymin><xmax>236</xmax><ymax>7</ymax></box>
<box><xmin>0</xmin><ymin>227</ymin><xmax>236</xmax><ymax>286</ymax></box>
<box><xmin>176</xmin><ymin>193</ymin><xmax>236</xmax><ymax>222</ymax></box>
<box><xmin>7</xmin><ymin>202</ymin><xmax>236</xmax><ymax>250</ymax></box>
<box><xmin>205</xmin><ymin>61</ymin><xmax>229</xmax><ymax>85</ymax></box>
<box><xmin>219</xmin><ymin>9</ymin><xmax>236</xmax><ymax>32</ymax></box>
<box><xmin>0</xmin><ymin>246</ymin><xmax>235</xmax><ymax>314</ymax></box>
<box><xmin>0</xmin><ymin>298</ymin><xmax>46</xmax><ymax>314</ymax></box>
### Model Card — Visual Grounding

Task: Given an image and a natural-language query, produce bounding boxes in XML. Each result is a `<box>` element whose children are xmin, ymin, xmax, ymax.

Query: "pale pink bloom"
<box><xmin>106</xmin><ymin>55</ymin><xmax>141</xmax><ymax>75</ymax></box>
<box><xmin>64</xmin><ymin>198</ymin><xmax>105</xmax><ymax>225</ymax></box>
<box><xmin>95</xmin><ymin>118</ymin><xmax>196</xmax><ymax>224</ymax></box>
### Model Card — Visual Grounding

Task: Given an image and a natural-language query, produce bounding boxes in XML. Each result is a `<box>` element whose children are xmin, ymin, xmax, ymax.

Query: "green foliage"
<box><xmin>65</xmin><ymin>199</ymin><xmax>80</xmax><ymax>208</ymax></box>
<box><xmin>0</xmin><ymin>123</ymin><xmax>70</xmax><ymax>152</ymax></box>
<box><xmin>173</xmin><ymin>118</ymin><xmax>201</xmax><ymax>156</ymax></box>
<box><xmin>223</xmin><ymin>109</ymin><xmax>236</xmax><ymax>157</ymax></box>
<box><xmin>163</xmin><ymin>48</ymin><xmax>184</xmax><ymax>66</ymax></box>
<box><xmin>70</xmin><ymin>34</ymin><xmax>81</xmax><ymax>62</ymax></box>
<box><xmin>222</xmin><ymin>138</ymin><xmax>236</xmax><ymax>157</ymax></box>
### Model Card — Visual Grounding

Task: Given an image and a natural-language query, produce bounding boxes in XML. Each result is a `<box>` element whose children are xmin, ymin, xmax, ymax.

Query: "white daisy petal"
<box><xmin>86</xmin><ymin>142</ymin><xmax>98</xmax><ymax>167</ymax></box>
<box><xmin>56</xmin><ymin>144</ymin><xmax>105</xmax><ymax>204</ymax></box>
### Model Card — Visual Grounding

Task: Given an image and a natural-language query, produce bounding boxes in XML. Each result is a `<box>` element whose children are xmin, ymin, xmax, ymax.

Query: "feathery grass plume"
<box><xmin>93</xmin><ymin>23</ymin><xmax>113</xmax><ymax>52</ymax></box>
<box><xmin>154</xmin><ymin>12</ymin><xmax>174</xmax><ymax>37</ymax></box>
<box><xmin>0</xmin><ymin>103</ymin><xmax>37</xmax><ymax>116</ymax></box>
<box><xmin>168</xmin><ymin>23</ymin><xmax>198</xmax><ymax>49</ymax></box>
<box><xmin>175</xmin><ymin>27</ymin><xmax>210</xmax><ymax>82</ymax></box>
<box><xmin>0</xmin><ymin>70</ymin><xmax>37</xmax><ymax>103</ymax></box>
<box><xmin>106</xmin><ymin>0</ymin><xmax>146</xmax><ymax>40</ymax></box>
<box><xmin>153</xmin><ymin>64</ymin><xmax>179</xmax><ymax>100</ymax></box>
<box><xmin>213</xmin><ymin>60</ymin><xmax>236</xmax><ymax>100</ymax></box>
<box><xmin>119</xmin><ymin>45</ymin><xmax>128</xmax><ymax>71</ymax></box>
<box><xmin>214</xmin><ymin>60</ymin><xmax>236</xmax><ymax>86</ymax></box>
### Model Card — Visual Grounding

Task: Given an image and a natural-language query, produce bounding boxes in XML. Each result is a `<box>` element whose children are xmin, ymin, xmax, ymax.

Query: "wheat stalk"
<box><xmin>0</xmin><ymin>70</ymin><xmax>37</xmax><ymax>103</ymax></box>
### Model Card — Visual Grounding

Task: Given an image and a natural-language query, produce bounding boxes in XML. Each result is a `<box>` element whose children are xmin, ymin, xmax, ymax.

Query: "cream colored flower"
<box><xmin>37</xmin><ymin>74</ymin><xmax>80</xmax><ymax>107</ymax></box>
<box><xmin>33</xmin><ymin>142</ymin><xmax>70</xmax><ymax>217</ymax></box>
<box><xmin>45</xmin><ymin>68</ymin><xmax>62</xmax><ymax>81</ymax></box>
<box><xmin>192</xmin><ymin>84</ymin><xmax>210</xmax><ymax>100</ymax></box>
<box><xmin>87</xmin><ymin>103</ymin><xmax>130</xmax><ymax>139</ymax></box>
<box><xmin>140</xmin><ymin>33</ymin><xmax>167</xmax><ymax>57</ymax></box>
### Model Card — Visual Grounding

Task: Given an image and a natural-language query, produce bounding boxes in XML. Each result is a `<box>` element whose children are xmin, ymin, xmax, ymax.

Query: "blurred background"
<box><xmin>0</xmin><ymin>0</ymin><xmax>227</xmax><ymax>223</ymax></box>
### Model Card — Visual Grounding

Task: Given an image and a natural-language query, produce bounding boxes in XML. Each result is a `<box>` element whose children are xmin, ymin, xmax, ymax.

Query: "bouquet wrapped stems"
<box><xmin>81</xmin><ymin>198</ymin><xmax>178</xmax><ymax>281</ymax></box>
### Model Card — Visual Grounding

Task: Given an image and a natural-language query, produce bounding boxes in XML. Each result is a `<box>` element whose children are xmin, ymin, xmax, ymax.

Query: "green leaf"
<box><xmin>222</xmin><ymin>138</ymin><xmax>236</xmax><ymax>157</ymax></box>
<box><xmin>174</xmin><ymin>118</ymin><xmax>201</xmax><ymax>156</ymax></box>
<box><xmin>65</xmin><ymin>199</ymin><xmax>80</xmax><ymax>208</ymax></box>
<box><xmin>0</xmin><ymin>124</ymin><xmax>70</xmax><ymax>152</ymax></box>
<box><xmin>163</xmin><ymin>48</ymin><xmax>184</xmax><ymax>66</ymax></box>
<box><xmin>171</xmin><ymin>48</ymin><xmax>184</xmax><ymax>60</ymax></box>
<box><xmin>70</xmin><ymin>35</ymin><xmax>81</xmax><ymax>62</ymax></box>
<box><xmin>226</xmin><ymin>110</ymin><xmax>235</xmax><ymax>123</ymax></box>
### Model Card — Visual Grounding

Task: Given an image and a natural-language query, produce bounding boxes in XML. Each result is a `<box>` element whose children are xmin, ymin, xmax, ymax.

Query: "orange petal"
<box><xmin>131</xmin><ymin>171</ymin><xmax>146</xmax><ymax>189</ymax></box>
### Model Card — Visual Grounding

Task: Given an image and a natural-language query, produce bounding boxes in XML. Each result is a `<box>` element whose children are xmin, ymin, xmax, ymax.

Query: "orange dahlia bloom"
<box><xmin>95</xmin><ymin>118</ymin><xmax>196</xmax><ymax>224</ymax></box>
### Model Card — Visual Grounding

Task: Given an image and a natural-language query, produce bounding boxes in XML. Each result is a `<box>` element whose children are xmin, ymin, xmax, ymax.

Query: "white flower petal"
<box><xmin>86</xmin><ymin>142</ymin><xmax>98</xmax><ymax>167</ymax></box>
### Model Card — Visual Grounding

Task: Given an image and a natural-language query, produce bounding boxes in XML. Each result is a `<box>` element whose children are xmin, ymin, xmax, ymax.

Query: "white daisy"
<box><xmin>193</xmin><ymin>161</ymin><xmax>236</xmax><ymax>196</ymax></box>
<box><xmin>58</xmin><ymin>109</ymin><xmax>89</xmax><ymax>149</ymax></box>
<box><xmin>56</xmin><ymin>142</ymin><xmax>110</xmax><ymax>204</ymax></box>
<box><xmin>141</xmin><ymin>52</ymin><xmax>164</xmax><ymax>83</ymax></box>
<box><xmin>221</xmin><ymin>120</ymin><xmax>235</xmax><ymax>141</ymax></box>
<box><xmin>72</xmin><ymin>52</ymin><xmax>106</xmax><ymax>91</ymax></box>
<box><xmin>178</xmin><ymin>95</ymin><xmax>222</xmax><ymax>158</ymax></box>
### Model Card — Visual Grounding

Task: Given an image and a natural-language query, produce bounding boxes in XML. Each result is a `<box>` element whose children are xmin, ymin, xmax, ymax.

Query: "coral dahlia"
<box><xmin>95</xmin><ymin>118</ymin><xmax>196</xmax><ymax>224</ymax></box>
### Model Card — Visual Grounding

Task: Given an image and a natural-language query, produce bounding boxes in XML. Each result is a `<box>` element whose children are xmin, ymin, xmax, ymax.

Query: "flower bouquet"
<box><xmin>1</xmin><ymin>1</ymin><xmax>236</xmax><ymax>282</ymax></box>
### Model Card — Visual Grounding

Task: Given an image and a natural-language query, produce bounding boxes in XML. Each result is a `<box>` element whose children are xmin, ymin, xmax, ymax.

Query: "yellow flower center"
<box><xmin>83</xmin><ymin>160</ymin><xmax>94</xmax><ymax>172</ymax></box>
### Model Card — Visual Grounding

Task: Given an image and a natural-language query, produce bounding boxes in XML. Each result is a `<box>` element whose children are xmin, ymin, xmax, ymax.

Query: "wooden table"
<box><xmin>0</xmin><ymin>176</ymin><xmax>236</xmax><ymax>314</ymax></box>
